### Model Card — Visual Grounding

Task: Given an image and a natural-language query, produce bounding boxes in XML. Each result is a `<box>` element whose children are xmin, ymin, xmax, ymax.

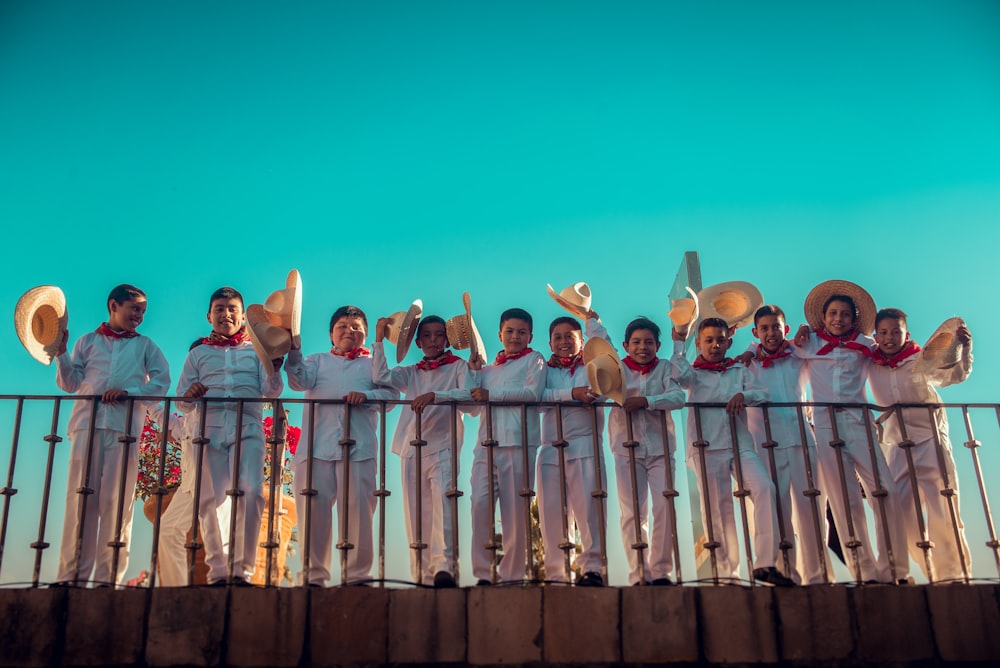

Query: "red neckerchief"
<box><xmin>331</xmin><ymin>346</ymin><xmax>371</xmax><ymax>360</ymax></box>
<box><xmin>417</xmin><ymin>351</ymin><xmax>462</xmax><ymax>371</ymax></box>
<box><xmin>203</xmin><ymin>327</ymin><xmax>249</xmax><ymax>347</ymax></box>
<box><xmin>622</xmin><ymin>355</ymin><xmax>658</xmax><ymax>375</ymax></box>
<box><xmin>495</xmin><ymin>348</ymin><xmax>534</xmax><ymax>365</ymax></box>
<box><xmin>693</xmin><ymin>356</ymin><xmax>736</xmax><ymax>372</ymax></box>
<box><xmin>872</xmin><ymin>340</ymin><xmax>922</xmax><ymax>368</ymax></box>
<box><xmin>547</xmin><ymin>353</ymin><xmax>584</xmax><ymax>376</ymax></box>
<box><xmin>96</xmin><ymin>323</ymin><xmax>139</xmax><ymax>339</ymax></box>
<box><xmin>815</xmin><ymin>328</ymin><xmax>873</xmax><ymax>358</ymax></box>
<box><xmin>756</xmin><ymin>341</ymin><xmax>793</xmax><ymax>368</ymax></box>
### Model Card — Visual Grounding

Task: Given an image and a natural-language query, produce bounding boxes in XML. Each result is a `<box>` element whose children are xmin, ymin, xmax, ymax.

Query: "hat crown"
<box><xmin>560</xmin><ymin>282</ymin><xmax>592</xmax><ymax>307</ymax></box>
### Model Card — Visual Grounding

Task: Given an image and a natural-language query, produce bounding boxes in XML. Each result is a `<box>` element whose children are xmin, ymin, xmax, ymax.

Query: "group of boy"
<box><xmin>34</xmin><ymin>274</ymin><xmax>972</xmax><ymax>588</ymax></box>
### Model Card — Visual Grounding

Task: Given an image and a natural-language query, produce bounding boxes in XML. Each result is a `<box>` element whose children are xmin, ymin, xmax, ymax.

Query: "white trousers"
<box><xmin>57</xmin><ymin>429</ymin><xmax>137</xmax><ymax>585</ymax></box>
<box><xmin>156</xmin><ymin>488</ymin><xmax>231</xmax><ymax>586</ymax></box>
<box><xmin>470</xmin><ymin>445</ymin><xmax>537</xmax><ymax>582</ymax></box>
<box><xmin>814</xmin><ymin>410</ymin><xmax>909</xmax><ymax>582</ymax></box>
<box><xmin>688</xmin><ymin>447</ymin><xmax>779</xmax><ymax>580</ymax></box>
<box><xmin>536</xmin><ymin>452</ymin><xmax>607</xmax><ymax>581</ymax></box>
<box><xmin>613</xmin><ymin>453</ymin><xmax>677</xmax><ymax>584</ymax></box>
<box><xmin>293</xmin><ymin>458</ymin><xmax>376</xmax><ymax>585</ymax></box>
<box><xmin>401</xmin><ymin>449</ymin><xmax>458</xmax><ymax>584</ymax></box>
<box><xmin>886</xmin><ymin>436</ymin><xmax>971</xmax><ymax>581</ymax></box>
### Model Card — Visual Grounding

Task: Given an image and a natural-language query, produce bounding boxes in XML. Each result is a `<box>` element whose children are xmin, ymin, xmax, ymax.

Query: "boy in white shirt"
<box><xmin>285</xmin><ymin>305</ymin><xmax>397</xmax><ymax>586</ymax></box>
<box><xmin>372</xmin><ymin>313</ymin><xmax>478</xmax><ymax>588</ymax></box>
<box><xmin>869</xmin><ymin>308</ymin><xmax>973</xmax><ymax>582</ymax></box>
<box><xmin>54</xmin><ymin>283</ymin><xmax>171</xmax><ymax>586</ymax></box>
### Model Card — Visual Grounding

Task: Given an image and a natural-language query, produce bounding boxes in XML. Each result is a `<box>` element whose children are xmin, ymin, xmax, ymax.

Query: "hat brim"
<box><xmin>546</xmin><ymin>283</ymin><xmax>590</xmax><ymax>321</ymax></box>
<box><xmin>14</xmin><ymin>285</ymin><xmax>69</xmax><ymax>365</ymax></box>
<box><xmin>668</xmin><ymin>286</ymin><xmax>700</xmax><ymax>333</ymax></box>
<box><xmin>803</xmin><ymin>280</ymin><xmax>876</xmax><ymax>335</ymax></box>
<box><xmin>461</xmin><ymin>292</ymin><xmax>486</xmax><ymax>363</ymax></box>
<box><xmin>912</xmin><ymin>317</ymin><xmax>965</xmax><ymax>373</ymax></box>
<box><xmin>246</xmin><ymin>304</ymin><xmax>291</xmax><ymax>376</ymax></box>
<box><xmin>697</xmin><ymin>281</ymin><xmax>763</xmax><ymax>329</ymax></box>
<box><xmin>583</xmin><ymin>337</ymin><xmax>627</xmax><ymax>406</ymax></box>
<box><xmin>389</xmin><ymin>300</ymin><xmax>423</xmax><ymax>364</ymax></box>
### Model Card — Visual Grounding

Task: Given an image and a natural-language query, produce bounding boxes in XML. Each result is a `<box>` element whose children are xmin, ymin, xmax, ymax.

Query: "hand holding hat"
<box><xmin>381</xmin><ymin>299</ymin><xmax>423</xmax><ymax>363</ymax></box>
<box><xmin>668</xmin><ymin>286</ymin><xmax>699</xmax><ymax>337</ymax></box>
<box><xmin>445</xmin><ymin>292</ymin><xmax>486</xmax><ymax>364</ymax></box>
<box><xmin>15</xmin><ymin>285</ymin><xmax>69</xmax><ymax>365</ymax></box>
<box><xmin>547</xmin><ymin>281</ymin><xmax>593</xmax><ymax>320</ymax></box>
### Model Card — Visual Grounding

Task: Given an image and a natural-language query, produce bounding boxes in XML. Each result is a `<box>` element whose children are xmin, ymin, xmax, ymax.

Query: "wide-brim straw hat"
<box><xmin>583</xmin><ymin>337</ymin><xmax>627</xmax><ymax>406</ymax></box>
<box><xmin>386</xmin><ymin>299</ymin><xmax>423</xmax><ymax>364</ymax></box>
<box><xmin>445</xmin><ymin>292</ymin><xmax>486</xmax><ymax>363</ymax></box>
<box><xmin>546</xmin><ymin>281</ymin><xmax>591</xmax><ymax>320</ymax></box>
<box><xmin>668</xmin><ymin>286</ymin><xmax>700</xmax><ymax>335</ymax></box>
<box><xmin>697</xmin><ymin>281</ymin><xmax>763</xmax><ymax>329</ymax></box>
<box><xmin>263</xmin><ymin>269</ymin><xmax>302</xmax><ymax>346</ymax></box>
<box><xmin>912</xmin><ymin>317</ymin><xmax>966</xmax><ymax>374</ymax></box>
<box><xmin>246</xmin><ymin>304</ymin><xmax>292</xmax><ymax>376</ymax></box>
<box><xmin>803</xmin><ymin>279</ymin><xmax>876</xmax><ymax>335</ymax></box>
<box><xmin>15</xmin><ymin>285</ymin><xmax>69</xmax><ymax>365</ymax></box>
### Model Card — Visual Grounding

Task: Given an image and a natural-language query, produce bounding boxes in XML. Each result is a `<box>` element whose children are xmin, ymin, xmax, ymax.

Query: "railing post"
<box><xmin>623</xmin><ymin>411</ymin><xmax>648</xmax><ymax>585</ymax></box>
<box><xmin>759</xmin><ymin>406</ymin><xmax>793</xmax><ymax>578</ymax></box>
<box><xmin>32</xmin><ymin>398</ymin><xmax>63</xmax><ymax>587</ymax></box>
<box><xmin>0</xmin><ymin>398</ymin><xmax>25</xmax><ymax>579</ymax></box>
<box><xmin>692</xmin><ymin>405</ymin><xmax>720</xmax><ymax>584</ymax></box>
<box><xmin>337</xmin><ymin>403</ymin><xmax>356</xmax><ymax>585</ymax></box>
<box><xmin>728</xmin><ymin>413</ymin><xmax>756</xmax><ymax>585</ymax></box>
<box><xmin>826</xmin><ymin>406</ymin><xmax>864</xmax><ymax>583</ymax></box>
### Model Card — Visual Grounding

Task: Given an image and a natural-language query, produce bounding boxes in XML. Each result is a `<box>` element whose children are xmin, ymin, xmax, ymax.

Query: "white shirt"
<box><xmin>793</xmin><ymin>330</ymin><xmax>874</xmax><ymax>432</ymax></box>
<box><xmin>285</xmin><ymin>348</ymin><xmax>397</xmax><ymax>462</ymax></box>
<box><xmin>474</xmin><ymin>350</ymin><xmax>546</xmax><ymax>448</ymax></box>
<box><xmin>56</xmin><ymin>329</ymin><xmax>171</xmax><ymax>437</ymax></box>
<box><xmin>745</xmin><ymin>345</ymin><xmax>816</xmax><ymax>450</ymax></box>
<box><xmin>371</xmin><ymin>342</ymin><xmax>475</xmax><ymax>458</ymax></box>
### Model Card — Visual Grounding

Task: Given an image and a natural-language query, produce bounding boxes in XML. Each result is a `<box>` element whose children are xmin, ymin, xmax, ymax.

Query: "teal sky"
<box><xmin>1</xmin><ymin>1</ymin><xmax>998</xmax><ymax>586</ymax></box>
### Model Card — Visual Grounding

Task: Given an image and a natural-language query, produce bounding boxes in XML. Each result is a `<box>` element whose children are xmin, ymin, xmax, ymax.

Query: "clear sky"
<box><xmin>1</xmin><ymin>1</ymin><xmax>999</xmax><ymax>586</ymax></box>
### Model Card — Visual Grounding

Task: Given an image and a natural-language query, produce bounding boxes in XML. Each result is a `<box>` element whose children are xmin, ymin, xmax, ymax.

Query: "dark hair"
<box><xmin>189</xmin><ymin>337</ymin><xmax>204</xmax><ymax>351</ymax></box>
<box><xmin>624</xmin><ymin>317</ymin><xmax>660</xmax><ymax>343</ymax></box>
<box><xmin>500</xmin><ymin>308</ymin><xmax>533</xmax><ymax>331</ymax></box>
<box><xmin>754</xmin><ymin>304</ymin><xmax>786</xmax><ymax>326</ymax></box>
<box><xmin>108</xmin><ymin>284</ymin><xmax>146</xmax><ymax>309</ymax></box>
<box><xmin>875</xmin><ymin>307</ymin><xmax>908</xmax><ymax>329</ymax></box>
<box><xmin>416</xmin><ymin>315</ymin><xmax>447</xmax><ymax>339</ymax></box>
<box><xmin>548</xmin><ymin>316</ymin><xmax>581</xmax><ymax>337</ymax></box>
<box><xmin>208</xmin><ymin>286</ymin><xmax>244</xmax><ymax>310</ymax></box>
<box><xmin>822</xmin><ymin>294</ymin><xmax>857</xmax><ymax>323</ymax></box>
<box><xmin>699</xmin><ymin>317</ymin><xmax>730</xmax><ymax>333</ymax></box>
<box><xmin>330</xmin><ymin>305</ymin><xmax>368</xmax><ymax>332</ymax></box>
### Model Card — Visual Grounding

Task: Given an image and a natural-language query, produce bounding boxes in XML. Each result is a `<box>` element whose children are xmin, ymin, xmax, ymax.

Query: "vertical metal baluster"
<box><xmin>298</xmin><ymin>401</ymin><xmax>317</xmax><ymax>586</ymax></box>
<box><xmin>796</xmin><ymin>404</ymin><xmax>828</xmax><ymax>584</ymax></box>
<box><xmin>827</xmin><ymin>406</ymin><xmax>864</xmax><ymax>583</ymax></box>
<box><xmin>590</xmin><ymin>406</ymin><xmax>609</xmax><ymax>585</ymax></box>
<box><xmin>376</xmin><ymin>402</ymin><xmax>390</xmax><ymax>587</ymax></box>
<box><xmin>337</xmin><ymin>402</ymin><xmax>356</xmax><ymax>585</ymax></box>
<box><xmin>692</xmin><ymin>405</ymin><xmax>719</xmax><ymax>584</ymax></box>
<box><xmin>928</xmin><ymin>404</ymin><xmax>968</xmax><ymax>582</ymax></box>
<box><xmin>893</xmin><ymin>406</ymin><xmax>933</xmax><ymax>582</ymax></box>
<box><xmin>262</xmin><ymin>402</ymin><xmax>283</xmax><ymax>587</ymax></box>
<box><xmin>146</xmin><ymin>399</ymin><xmax>173</xmax><ymax>589</ymax></box>
<box><xmin>68</xmin><ymin>397</ymin><xmax>100</xmax><ymax>585</ymax></box>
<box><xmin>411</xmin><ymin>408</ymin><xmax>428</xmax><ymax>584</ymax></box>
<box><xmin>658</xmin><ymin>410</ymin><xmax>682</xmax><ymax>584</ymax></box>
<box><xmin>862</xmin><ymin>409</ymin><xmax>897</xmax><ymax>583</ymax></box>
<box><xmin>552</xmin><ymin>403</ymin><xmax>573</xmax><ymax>582</ymax></box>
<box><xmin>483</xmin><ymin>404</ymin><xmax>499</xmax><ymax>584</ymax></box>
<box><xmin>760</xmin><ymin>406</ymin><xmax>793</xmax><ymax>577</ymax></box>
<box><xmin>728</xmin><ymin>413</ymin><xmax>756</xmax><ymax>585</ymax></box>
<box><xmin>970</xmin><ymin>407</ymin><xmax>1000</xmax><ymax>576</ymax></box>
<box><xmin>32</xmin><ymin>398</ymin><xmax>63</xmax><ymax>587</ymax></box>
<box><xmin>519</xmin><ymin>404</ymin><xmax>535</xmax><ymax>583</ymax></box>
<box><xmin>447</xmin><ymin>403</ymin><xmax>463</xmax><ymax>582</ymax></box>
<box><xmin>225</xmin><ymin>400</ymin><xmax>246</xmax><ymax>583</ymax></box>
<box><xmin>108</xmin><ymin>397</ymin><xmax>137</xmax><ymax>586</ymax></box>
<box><xmin>0</xmin><ymin>398</ymin><xmax>25</xmax><ymax>578</ymax></box>
<box><xmin>188</xmin><ymin>401</ymin><xmax>209</xmax><ymax>586</ymax></box>
<box><xmin>623</xmin><ymin>411</ymin><xmax>648</xmax><ymax>585</ymax></box>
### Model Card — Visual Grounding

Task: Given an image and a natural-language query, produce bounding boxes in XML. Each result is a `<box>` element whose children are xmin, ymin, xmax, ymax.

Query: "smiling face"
<box><xmin>875</xmin><ymin>316</ymin><xmax>908</xmax><ymax>356</ymax></box>
<box><xmin>207</xmin><ymin>297</ymin><xmax>244</xmax><ymax>337</ymax></box>
<box><xmin>697</xmin><ymin>325</ymin><xmax>732</xmax><ymax>362</ymax></box>
<box><xmin>331</xmin><ymin>316</ymin><xmax>367</xmax><ymax>353</ymax></box>
<box><xmin>416</xmin><ymin>321</ymin><xmax>449</xmax><ymax>360</ymax></box>
<box><xmin>549</xmin><ymin>322</ymin><xmax>583</xmax><ymax>358</ymax></box>
<box><xmin>752</xmin><ymin>314</ymin><xmax>788</xmax><ymax>354</ymax></box>
<box><xmin>823</xmin><ymin>299</ymin><xmax>856</xmax><ymax>337</ymax></box>
<box><xmin>108</xmin><ymin>298</ymin><xmax>147</xmax><ymax>333</ymax></box>
<box><xmin>623</xmin><ymin>327</ymin><xmax>660</xmax><ymax>364</ymax></box>
<box><xmin>499</xmin><ymin>317</ymin><xmax>532</xmax><ymax>355</ymax></box>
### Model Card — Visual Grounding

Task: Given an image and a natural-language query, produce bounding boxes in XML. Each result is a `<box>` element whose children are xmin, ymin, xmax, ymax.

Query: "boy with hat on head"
<box><xmin>537</xmin><ymin>282</ymin><xmax>608</xmax><ymax>585</ymax></box>
<box><xmin>869</xmin><ymin>309</ymin><xmax>973</xmax><ymax>582</ymax></box>
<box><xmin>671</xmin><ymin>317</ymin><xmax>793</xmax><ymax>586</ymax></box>
<box><xmin>470</xmin><ymin>306</ymin><xmax>546</xmax><ymax>584</ymax></box>
<box><xmin>792</xmin><ymin>280</ymin><xmax>910</xmax><ymax>584</ymax></box>
<box><xmin>372</xmin><ymin>302</ymin><xmax>480</xmax><ymax>588</ymax></box>
<box><xmin>48</xmin><ymin>283</ymin><xmax>170</xmax><ymax>586</ymax></box>
<box><xmin>176</xmin><ymin>286</ymin><xmax>284</xmax><ymax>586</ymax></box>
<box><xmin>285</xmin><ymin>305</ymin><xmax>398</xmax><ymax>586</ymax></box>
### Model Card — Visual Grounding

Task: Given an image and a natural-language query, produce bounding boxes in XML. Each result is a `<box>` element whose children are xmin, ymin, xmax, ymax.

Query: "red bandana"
<box><xmin>547</xmin><ymin>353</ymin><xmax>584</xmax><ymax>376</ymax></box>
<box><xmin>331</xmin><ymin>346</ymin><xmax>371</xmax><ymax>360</ymax></box>
<box><xmin>693</xmin><ymin>356</ymin><xmax>736</xmax><ymax>372</ymax></box>
<box><xmin>203</xmin><ymin>327</ymin><xmax>249</xmax><ymax>347</ymax></box>
<box><xmin>622</xmin><ymin>355</ymin><xmax>658</xmax><ymax>375</ymax></box>
<box><xmin>96</xmin><ymin>323</ymin><xmax>139</xmax><ymax>339</ymax></box>
<box><xmin>815</xmin><ymin>329</ymin><xmax>873</xmax><ymax>358</ymax></box>
<box><xmin>872</xmin><ymin>340</ymin><xmax>921</xmax><ymax>368</ymax></box>
<box><xmin>417</xmin><ymin>351</ymin><xmax>462</xmax><ymax>371</ymax></box>
<box><xmin>495</xmin><ymin>348</ymin><xmax>534</xmax><ymax>365</ymax></box>
<box><xmin>756</xmin><ymin>341</ymin><xmax>793</xmax><ymax>368</ymax></box>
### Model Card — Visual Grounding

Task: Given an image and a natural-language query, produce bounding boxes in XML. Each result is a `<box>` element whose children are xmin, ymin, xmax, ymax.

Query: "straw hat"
<box><xmin>262</xmin><ymin>269</ymin><xmax>302</xmax><ymax>347</ymax></box>
<box><xmin>246</xmin><ymin>304</ymin><xmax>292</xmax><ymax>376</ymax></box>
<box><xmin>14</xmin><ymin>286</ymin><xmax>69</xmax><ymax>365</ymax></box>
<box><xmin>445</xmin><ymin>292</ymin><xmax>486</xmax><ymax>363</ymax></box>
<box><xmin>583</xmin><ymin>337</ymin><xmax>627</xmax><ymax>406</ymax></box>
<box><xmin>803</xmin><ymin>279</ymin><xmax>876</xmax><ymax>335</ymax></box>
<box><xmin>385</xmin><ymin>299</ymin><xmax>423</xmax><ymax>363</ymax></box>
<box><xmin>667</xmin><ymin>286</ymin><xmax>700</xmax><ymax>336</ymax></box>
<box><xmin>697</xmin><ymin>281</ymin><xmax>763</xmax><ymax>329</ymax></box>
<box><xmin>912</xmin><ymin>317</ymin><xmax>966</xmax><ymax>374</ymax></box>
<box><xmin>546</xmin><ymin>282</ymin><xmax>591</xmax><ymax>320</ymax></box>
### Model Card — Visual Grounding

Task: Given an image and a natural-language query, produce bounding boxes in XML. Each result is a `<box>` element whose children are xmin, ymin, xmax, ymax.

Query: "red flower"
<box><xmin>286</xmin><ymin>425</ymin><xmax>300</xmax><ymax>455</ymax></box>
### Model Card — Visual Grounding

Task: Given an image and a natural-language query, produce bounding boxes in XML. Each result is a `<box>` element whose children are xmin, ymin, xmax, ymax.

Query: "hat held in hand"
<box><xmin>263</xmin><ymin>269</ymin><xmax>302</xmax><ymax>347</ymax></box>
<box><xmin>445</xmin><ymin>292</ymin><xmax>486</xmax><ymax>363</ymax></box>
<box><xmin>584</xmin><ymin>337</ymin><xmax>627</xmax><ymax>406</ymax></box>
<box><xmin>697</xmin><ymin>281</ymin><xmax>763</xmax><ymax>329</ymax></box>
<box><xmin>668</xmin><ymin>286</ymin><xmax>699</xmax><ymax>336</ymax></box>
<box><xmin>912</xmin><ymin>317</ymin><xmax>966</xmax><ymax>374</ymax></box>
<box><xmin>385</xmin><ymin>299</ymin><xmax>423</xmax><ymax>363</ymax></box>
<box><xmin>15</xmin><ymin>285</ymin><xmax>69</xmax><ymax>365</ymax></box>
<box><xmin>547</xmin><ymin>281</ymin><xmax>592</xmax><ymax>320</ymax></box>
<box><xmin>246</xmin><ymin>304</ymin><xmax>292</xmax><ymax>376</ymax></box>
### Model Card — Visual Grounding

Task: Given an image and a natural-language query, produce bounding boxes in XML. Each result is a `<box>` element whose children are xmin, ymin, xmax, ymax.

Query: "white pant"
<box><xmin>613</xmin><ymin>453</ymin><xmax>677</xmax><ymax>584</ymax></box>
<box><xmin>886</xmin><ymin>436</ymin><xmax>971</xmax><ymax>581</ymax></box>
<box><xmin>400</xmin><ymin>449</ymin><xmax>458</xmax><ymax>584</ymax></box>
<box><xmin>156</xmin><ymin>488</ymin><xmax>231</xmax><ymax>586</ymax></box>
<box><xmin>814</xmin><ymin>409</ymin><xmax>909</xmax><ymax>582</ymax></box>
<box><xmin>537</xmin><ymin>451</ymin><xmax>607</xmax><ymax>581</ymax></box>
<box><xmin>470</xmin><ymin>445</ymin><xmax>537</xmax><ymax>582</ymax></box>
<box><xmin>688</xmin><ymin>447</ymin><xmax>779</xmax><ymax>580</ymax></box>
<box><xmin>57</xmin><ymin>429</ymin><xmax>137</xmax><ymax>585</ymax></box>
<box><xmin>294</xmin><ymin>458</ymin><xmax>376</xmax><ymax>585</ymax></box>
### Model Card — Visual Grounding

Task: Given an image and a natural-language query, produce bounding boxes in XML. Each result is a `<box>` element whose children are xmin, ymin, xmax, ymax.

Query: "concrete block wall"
<box><xmin>0</xmin><ymin>583</ymin><xmax>998</xmax><ymax>667</ymax></box>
